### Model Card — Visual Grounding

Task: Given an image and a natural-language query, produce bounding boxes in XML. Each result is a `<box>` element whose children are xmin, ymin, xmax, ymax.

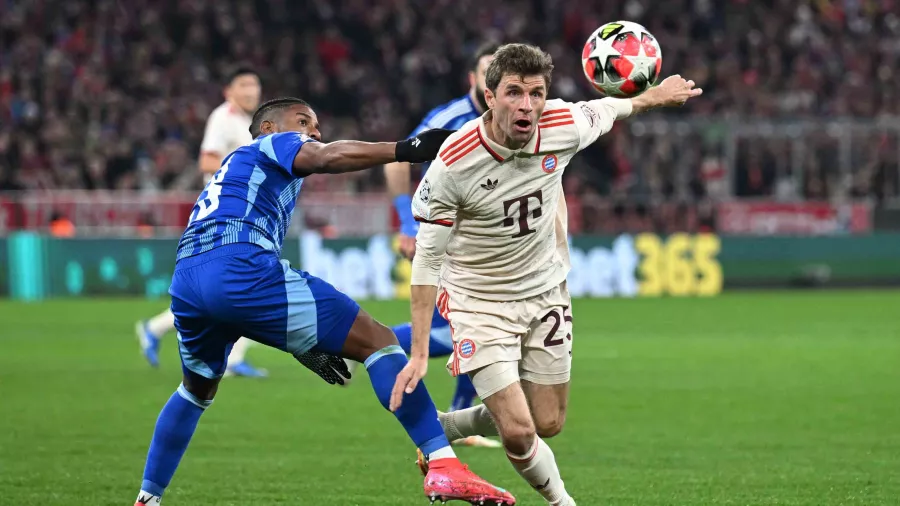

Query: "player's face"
<box><xmin>228</xmin><ymin>74</ymin><xmax>262</xmax><ymax>114</ymax></box>
<box><xmin>278</xmin><ymin>105</ymin><xmax>322</xmax><ymax>140</ymax></box>
<box><xmin>469</xmin><ymin>55</ymin><xmax>494</xmax><ymax>112</ymax></box>
<box><xmin>485</xmin><ymin>74</ymin><xmax>547</xmax><ymax>147</ymax></box>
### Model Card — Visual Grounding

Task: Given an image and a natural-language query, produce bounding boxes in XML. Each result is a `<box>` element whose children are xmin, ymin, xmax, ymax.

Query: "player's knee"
<box><xmin>182</xmin><ymin>372</ymin><xmax>220</xmax><ymax>401</ymax></box>
<box><xmin>342</xmin><ymin>310</ymin><xmax>400</xmax><ymax>363</ymax></box>
<box><xmin>535</xmin><ymin>411</ymin><xmax>566</xmax><ymax>439</ymax></box>
<box><xmin>500</xmin><ymin>419</ymin><xmax>537</xmax><ymax>456</ymax></box>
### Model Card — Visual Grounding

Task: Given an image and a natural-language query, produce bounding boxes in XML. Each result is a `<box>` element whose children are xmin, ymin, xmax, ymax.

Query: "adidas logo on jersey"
<box><xmin>480</xmin><ymin>178</ymin><xmax>498</xmax><ymax>190</ymax></box>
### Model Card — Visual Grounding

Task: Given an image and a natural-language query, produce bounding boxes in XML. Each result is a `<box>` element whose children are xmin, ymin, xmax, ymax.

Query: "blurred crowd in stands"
<box><xmin>1</xmin><ymin>0</ymin><xmax>898</xmax><ymax>208</ymax></box>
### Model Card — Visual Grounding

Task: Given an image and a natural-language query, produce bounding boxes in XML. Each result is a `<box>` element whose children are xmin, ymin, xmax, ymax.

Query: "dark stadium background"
<box><xmin>1</xmin><ymin>1</ymin><xmax>898</xmax><ymax>505</ymax></box>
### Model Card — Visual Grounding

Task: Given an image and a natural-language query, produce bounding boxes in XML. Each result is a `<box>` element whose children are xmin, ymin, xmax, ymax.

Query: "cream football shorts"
<box><xmin>437</xmin><ymin>281</ymin><xmax>573</xmax><ymax>394</ymax></box>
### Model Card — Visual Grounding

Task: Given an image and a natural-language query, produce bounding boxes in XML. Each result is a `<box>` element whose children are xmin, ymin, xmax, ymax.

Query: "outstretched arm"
<box><xmin>292</xmin><ymin>129</ymin><xmax>454</xmax><ymax>177</ymax></box>
<box><xmin>630</xmin><ymin>74</ymin><xmax>702</xmax><ymax>114</ymax></box>
<box><xmin>293</xmin><ymin>140</ymin><xmax>396</xmax><ymax>176</ymax></box>
<box><xmin>573</xmin><ymin>75</ymin><xmax>703</xmax><ymax>152</ymax></box>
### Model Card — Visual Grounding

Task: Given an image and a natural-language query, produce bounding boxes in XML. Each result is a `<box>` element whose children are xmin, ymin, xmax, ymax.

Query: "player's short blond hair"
<box><xmin>485</xmin><ymin>43</ymin><xmax>554</xmax><ymax>92</ymax></box>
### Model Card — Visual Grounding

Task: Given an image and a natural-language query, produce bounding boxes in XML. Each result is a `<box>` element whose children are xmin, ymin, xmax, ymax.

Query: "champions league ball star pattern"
<box><xmin>582</xmin><ymin>20</ymin><xmax>663</xmax><ymax>98</ymax></box>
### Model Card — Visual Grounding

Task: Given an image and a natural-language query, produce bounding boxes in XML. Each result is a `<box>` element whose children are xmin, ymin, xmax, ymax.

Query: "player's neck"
<box><xmin>484</xmin><ymin>114</ymin><xmax>528</xmax><ymax>151</ymax></box>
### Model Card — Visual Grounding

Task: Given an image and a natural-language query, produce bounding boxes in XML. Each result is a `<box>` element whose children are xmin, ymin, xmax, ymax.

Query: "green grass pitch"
<box><xmin>1</xmin><ymin>291</ymin><xmax>898</xmax><ymax>505</ymax></box>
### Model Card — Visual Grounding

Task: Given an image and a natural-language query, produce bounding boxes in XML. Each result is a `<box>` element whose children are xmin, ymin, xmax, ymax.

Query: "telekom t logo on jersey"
<box><xmin>502</xmin><ymin>190</ymin><xmax>543</xmax><ymax>238</ymax></box>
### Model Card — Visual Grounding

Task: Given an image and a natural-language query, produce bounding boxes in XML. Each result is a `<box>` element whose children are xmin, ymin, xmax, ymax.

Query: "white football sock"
<box><xmin>146</xmin><ymin>309</ymin><xmax>176</xmax><ymax>338</ymax></box>
<box><xmin>439</xmin><ymin>404</ymin><xmax>498</xmax><ymax>441</ymax></box>
<box><xmin>226</xmin><ymin>337</ymin><xmax>253</xmax><ymax>366</ymax></box>
<box><xmin>135</xmin><ymin>490</ymin><xmax>161</xmax><ymax>505</ymax></box>
<box><xmin>427</xmin><ymin>445</ymin><xmax>457</xmax><ymax>462</ymax></box>
<box><xmin>507</xmin><ymin>437</ymin><xmax>570</xmax><ymax>504</ymax></box>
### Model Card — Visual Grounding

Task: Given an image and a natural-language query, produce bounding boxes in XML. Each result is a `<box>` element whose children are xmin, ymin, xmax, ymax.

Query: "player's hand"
<box><xmin>293</xmin><ymin>350</ymin><xmax>352</xmax><ymax>386</ymax></box>
<box><xmin>395</xmin><ymin>129</ymin><xmax>455</xmax><ymax>163</ymax></box>
<box><xmin>389</xmin><ymin>356</ymin><xmax>429</xmax><ymax>412</ymax></box>
<box><xmin>653</xmin><ymin>75</ymin><xmax>703</xmax><ymax>107</ymax></box>
<box><xmin>398</xmin><ymin>233</ymin><xmax>416</xmax><ymax>260</ymax></box>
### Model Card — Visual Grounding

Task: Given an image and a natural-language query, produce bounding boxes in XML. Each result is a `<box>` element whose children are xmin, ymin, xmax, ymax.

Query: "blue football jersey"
<box><xmin>411</xmin><ymin>95</ymin><xmax>479</xmax><ymax>172</ymax></box>
<box><xmin>176</xmin><ymin>132</ymin><xmax>312</xmax><ymax>260</ymax></box>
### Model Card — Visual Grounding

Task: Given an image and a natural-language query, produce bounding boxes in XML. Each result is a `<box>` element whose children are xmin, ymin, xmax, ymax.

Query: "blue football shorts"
<box><xmin>168</xmin><ymin>243</ymin><xmax>360</xmax><ymax>379</ymax></box>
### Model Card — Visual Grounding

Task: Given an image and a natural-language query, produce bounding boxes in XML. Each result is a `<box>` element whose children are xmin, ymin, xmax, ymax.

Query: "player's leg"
<box><xmin>224</xmin><ymin>337</ymin><xmax>267</xmax><ymax>378</ymax></box>
<box><xmin>395</xmin><ymin>308</ymin><xmax>479</xmax><ymax>410</ymax></box>
<box><xmin>342</xmin><ymin>317</ymin><xmax>455</xmax><ymax>387</ymax></box>
<box><xmin>237</xmin><ymin>258</ymin><xmax>462</xmax><ymax>458</ymax></box>
<box><xmin>337</xmin><ymin>309</ymin><xmax>514</xmax><ymax>503</ymax></box>
<box><xmin>522</xmin><ymin>381</ymin><xmax>569</xmax><ymax>438</ymax></box>
<box><xmin>351</xmin><ymin>308</ymin><xmax>485</xmax><ymax>432</ymax></box>
<box><xmin>290</xmin><ymin>267</ymin><xmax>513</xmax><ymax>503</ymax></box>
<box><xmin>433</xmin><ymin>288</ymin><xmax>518</xmax><ymax>444</ymax></box>
<box><xmin>339</xmin><ymin>310</ymin><xmax>458</xmax><ymax>460</ymax></box>
<box><xmin>136</xmin><ymin>308</ymin><xmax>176</xmax><ymax>368</ymax></box>
<box><xmin>427</xmin><ymin>309</ymin><xmax>480</xmax><ymax>413</ymax></box>
<box><xmin>135</xmin><ymin>272</ymin><xmax>238</xmax><ymax>506</ymax></box>
<box><xmin>427</xmin><ymin>307</ymin><xmax>497</xmax><ymax>447</ymax></box>
<box><xmin>508</xmin><ymin>286</ymin><xmax>575</xmax><ymax>504</ymax></box>
<box><xmin>391</xmin><ymin>306</ymin><xmax>453</xmax><ymax>355</ymax></box>
<box><xmin>433</xmin><ymin>290</ymin><xmax>574</xmax><ymax>505</ymax></box>
<box><xmin>136</xmin><ymin>370</ymin><xmax>223</xmax><ymax>506</ymax></box>
<box><xmin>519</xmin><ymin>286</ymin><xmax>574</xmax><ymax>439</ymax></box>
<box><xmin>472</xmin><ymin>367</ymin><xmax>574</xmax><ymax>506</ymax></box>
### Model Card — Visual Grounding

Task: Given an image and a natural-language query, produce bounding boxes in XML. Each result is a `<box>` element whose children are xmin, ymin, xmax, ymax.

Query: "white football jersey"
<box><xmin>411</xmin><ymin>97</ymin><xmax>631</xmax><ymax>301</ymax></box>
<box><xmin>200</xmin><ymin>102</ymin><xmax>253</xmax><ymax>158</ymax></box>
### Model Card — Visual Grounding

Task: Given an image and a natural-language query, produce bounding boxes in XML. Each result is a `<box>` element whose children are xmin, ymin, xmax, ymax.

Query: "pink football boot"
<box><xmin>419</xmin><ymin>452</ymin><xmax>516</xmax><ymax>505</ymax></box>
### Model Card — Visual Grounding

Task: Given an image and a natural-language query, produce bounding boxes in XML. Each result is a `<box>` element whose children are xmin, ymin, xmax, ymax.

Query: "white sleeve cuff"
<box><xmin>410</xmin><ymin>223</ymin><xmax>452</xmax><ymax>286</ymax></box>
<box><xmin>599</xmin><ymin>97</ymin><xmax>633</xmax><ymax>119</ymax></box>
<box><xmin>410</xmin><ymin>255</ymin><xmax>441</xmax><ymax>286</ymax></box>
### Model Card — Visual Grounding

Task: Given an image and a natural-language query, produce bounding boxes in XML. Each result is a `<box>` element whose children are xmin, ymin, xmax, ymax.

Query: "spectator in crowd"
<box><xmin>0</xmin><ymin>0</ymin><xmax>897</xmax><ymax>215</ymax></box>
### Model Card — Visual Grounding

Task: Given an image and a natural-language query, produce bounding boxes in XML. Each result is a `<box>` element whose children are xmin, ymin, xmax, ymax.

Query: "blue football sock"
<box><xmin>365</xmin><ymin>345</ymin><xmax>451</xmax><ymax>456</ymax></box>
<box><xmin>391</xmin><ymin>322</ymin><xmax>456</xmax><ymax>356</ymax></box>
<box><xmin>449</xmin><ymin>374</ymin><xmax>478</xmax><ymax>412</ymax></box>
<box><xmin>140</xmin><ymin>384</ymin><xmax>212</xmax><ymax>497</ymax></box>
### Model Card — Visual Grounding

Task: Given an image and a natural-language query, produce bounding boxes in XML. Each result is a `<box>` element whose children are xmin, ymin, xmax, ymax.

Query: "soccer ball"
<box><xmin>581</xmin><ymin>21</ymin><xmax>662</xmax><ymax>98</ymax></box>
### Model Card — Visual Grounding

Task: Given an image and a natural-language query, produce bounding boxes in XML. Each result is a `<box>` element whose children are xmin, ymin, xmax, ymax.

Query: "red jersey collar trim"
<box><xmin>477</xmin><ymin>113</ymin><xmax>542</xmax><ymax>161</ymax></box>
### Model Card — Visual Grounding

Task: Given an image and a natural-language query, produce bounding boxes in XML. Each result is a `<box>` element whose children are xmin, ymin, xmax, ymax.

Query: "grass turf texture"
<box><xmin>0</xmin><ymin>291</ymin><xmax>898</xmax><ymax>505</ymax></box>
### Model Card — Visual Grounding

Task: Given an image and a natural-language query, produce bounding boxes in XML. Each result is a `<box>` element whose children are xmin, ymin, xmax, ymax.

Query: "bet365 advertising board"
<box><xmin>3</xmin><ymin>232</ymin><xmax>900</xmax><ymax>300</ymax></box>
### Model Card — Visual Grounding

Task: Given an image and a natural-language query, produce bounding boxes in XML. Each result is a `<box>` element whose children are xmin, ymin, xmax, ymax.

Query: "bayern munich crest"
<box><xmin>541</xmin><ymin>154</ymin><xmax>558</xmax><ymax>173</ymax></box>
<box><xmin>458</xmin><ymin>339</ymin><xmax>477</xmax><ymax>358</ymax></box>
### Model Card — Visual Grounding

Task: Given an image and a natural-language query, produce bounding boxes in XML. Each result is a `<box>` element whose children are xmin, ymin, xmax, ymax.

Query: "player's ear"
<box><xmin>468</xmin><ymin>71</ymin><xmax>476</xmax><ymax>89</ymax></box>
<box><xmin>484</xmin><ymin>88</ymin><xmax>496</xmax><ymax>109</ymax></box>
<box><xmin>259</xmin><ymin>119</ymin><xmax>277</xmax><ymax>135</ymax></box>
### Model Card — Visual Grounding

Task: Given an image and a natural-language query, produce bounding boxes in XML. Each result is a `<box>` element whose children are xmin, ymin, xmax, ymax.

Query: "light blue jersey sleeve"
<box><xmin>396</xmin><ymin>96</ymin><xmax>477</xmax><ymax>236</ymax></box>
<box><xmin>410</xmin><ymin>96</ymin><xmax>478</xmax><ymax>137</ymax></box>
<box><xmin>411</xmin><ymin>115</ymin><xmax>474</xmax><ymax>136</ymax></box>
<box><xmin>411</xmin><ymin>117</ymin><xmax>438</xmax><ymax>137</ymax></box>
<box><xmin>258</xmin><ymin>132</ymin><xmax>314</xmax><ymax>176</ymax></box>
